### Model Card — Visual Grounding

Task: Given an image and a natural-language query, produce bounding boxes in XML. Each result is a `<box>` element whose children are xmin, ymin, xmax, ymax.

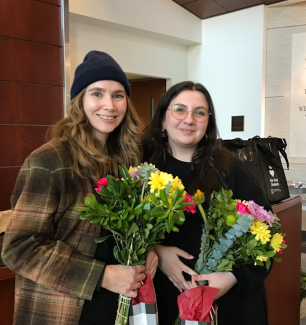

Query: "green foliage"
<box><xmin>194</xmin><ymin>188</ymin><xmax>285</xmax><ymax>280</ymax></box>
<box><xmin>74</xmin><ymin>164</ymin><xmax>194</xmax><ymax>266</ymax></box>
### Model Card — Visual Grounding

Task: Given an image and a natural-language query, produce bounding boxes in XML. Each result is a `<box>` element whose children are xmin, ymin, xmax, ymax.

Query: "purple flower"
<box><xmin>246</xmin><ymin>200</ymin><xmax>275</xmax><ymax>226</ymax></box>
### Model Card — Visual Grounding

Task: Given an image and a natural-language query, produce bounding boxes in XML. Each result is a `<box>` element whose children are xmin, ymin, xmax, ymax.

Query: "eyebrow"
<box><xmin>174</xmin><ymin>103</ymin><xmax>208</xmax><ymax>110</ymax></box>
<box><xmin>87</xmin><ymin>87</ymin><xmax>125</xmax><ymax>95</ymax></box>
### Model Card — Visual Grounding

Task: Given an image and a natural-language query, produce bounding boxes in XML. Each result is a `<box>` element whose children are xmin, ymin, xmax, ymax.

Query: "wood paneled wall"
<box><xmin>0</xmin><ymin>0</ymin><xmax>64</xmax><ymax>211</ymax></box>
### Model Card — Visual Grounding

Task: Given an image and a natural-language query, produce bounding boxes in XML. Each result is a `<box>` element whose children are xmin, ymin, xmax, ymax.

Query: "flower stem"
<box><xmin>197</xmin><ymin>203</ymin><xmax>207</xmax><ymax>223</ymax></box>
<box><xmin>140</xmin><ymin>181</ymin><xmax>147</xmax><ymax>202</ymax></box>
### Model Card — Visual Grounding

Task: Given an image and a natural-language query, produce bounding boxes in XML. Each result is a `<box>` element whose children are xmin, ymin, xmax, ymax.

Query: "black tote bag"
<box><xmin>223</xmin><ymin>137</ymin><xmax>290</xmax><ymax>204</ymax></box>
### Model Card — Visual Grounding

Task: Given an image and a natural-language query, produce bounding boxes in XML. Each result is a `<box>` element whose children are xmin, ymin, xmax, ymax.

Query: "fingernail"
<box><xmin>180</xmin><ymin>289</ymin><xmax>182</xmax><ymax>293</ymax></box>
<box><xmin>189</xmin><ymin>255</ymin><xmax>194</xmax><ymax>259</ymax></box>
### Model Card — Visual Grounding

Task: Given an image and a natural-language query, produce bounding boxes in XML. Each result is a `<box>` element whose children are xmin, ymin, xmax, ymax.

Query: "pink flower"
<box><xmin>95</xmin><ymin>178</ymin><xmax>108</xmax><ymax>192</ymax></box>
<box><xmin>246</xmin><ymin>200</ymin><xmax>275</xmax><ymax>227</ymax></box>
<box><xmin>183</xmin><ymin>193</ymin><xmax>196</xmax><ymax>214</ymax></box>
<box><xmin>278</xmin><ymin>239</ymin><xmax>286</xmax><ymax>255</ymax></box>
<box><xmin>129</xmin><ymin>170</ymin><xmax>141</xmax><ymax>180</ymax></box>
<box><xmin>237</xmin><ymin>202</ymin><xmax>251</xmax><ymax>216</ymax></box>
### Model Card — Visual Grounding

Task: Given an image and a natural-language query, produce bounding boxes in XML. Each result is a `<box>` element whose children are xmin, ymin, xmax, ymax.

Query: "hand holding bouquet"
<box><xmin>176</xmin><ymin>188</ymin><xmax>287</xmax><ymax>324</ymax></box>
<box><xmin>74</xmin><ymin>163</ymin><xmax>195</xmax><ymax>325</ymax></box>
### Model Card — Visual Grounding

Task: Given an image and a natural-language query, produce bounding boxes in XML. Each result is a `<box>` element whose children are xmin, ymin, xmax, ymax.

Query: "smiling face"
<box><xmin>163</xmin><ymin>90</ymin><xmax>209</xmax><ymax>152</ymax></box>
<box><xmin>83</xmin><ymin>80</ymin><xmax>127</xmax><ymax>143</ymax></box>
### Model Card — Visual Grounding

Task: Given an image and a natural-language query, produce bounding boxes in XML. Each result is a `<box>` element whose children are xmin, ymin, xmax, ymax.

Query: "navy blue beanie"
<box><xmin>70</xmin><ymin>51</ymin><xmax>131</xmax><ymax>99</ymax></box>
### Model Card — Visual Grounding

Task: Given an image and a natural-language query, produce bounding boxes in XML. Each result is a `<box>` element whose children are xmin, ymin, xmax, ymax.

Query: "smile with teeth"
<box><xmin>97</xmin><ymin>115</ymin><xmax>116</xmax><ymax>120</ymax></box>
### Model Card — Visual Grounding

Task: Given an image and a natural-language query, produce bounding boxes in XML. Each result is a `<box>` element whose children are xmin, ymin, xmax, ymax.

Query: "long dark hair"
<box><xmin>142</xmin><ymin>81</ymin><xmax>233</xmax><ymax>201</ymax></box>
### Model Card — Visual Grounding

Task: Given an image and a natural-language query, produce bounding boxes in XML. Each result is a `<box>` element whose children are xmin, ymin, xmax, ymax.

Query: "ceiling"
<box><xmin>172</xmin><ymin>0</ymin><xmax>288</xmax><ymax>19</ymax></box>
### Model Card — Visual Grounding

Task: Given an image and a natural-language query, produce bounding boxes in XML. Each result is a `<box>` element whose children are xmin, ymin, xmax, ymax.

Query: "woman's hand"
<box><xmin>144</xmin><ymin>248</ymin><xmax>158</xmax><ymax>279</ymax></box>
<box><xmin>192</xmin><ymin>272</ymin><xmax>237</xmax><ymax>299</ymax></box>
<box><xmin>101</xmin><ymin>264</ymin><xmax>146</xmax><ymax>298</ymax></box>
<box><xmin>155</xmin><ymin>245</ymin><xmax>197</xmax><ymax>292</ymax></box>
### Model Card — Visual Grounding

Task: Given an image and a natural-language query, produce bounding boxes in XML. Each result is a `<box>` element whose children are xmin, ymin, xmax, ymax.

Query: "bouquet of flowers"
<box><xmin>74</xmin><ymin>163</ymin><xmax>195</xmax><ymax>325</ymax></box>
<box><xmin>175</xmin><ymin>188</ymin><xmax>287</xmax><ymax>324</ymax></box>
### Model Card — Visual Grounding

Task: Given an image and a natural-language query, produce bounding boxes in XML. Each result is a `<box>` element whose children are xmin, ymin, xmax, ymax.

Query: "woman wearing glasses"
<box><xmin>142</xmin><ymin>81</ymin><xmax>271</xmax><ymax>325</ymax></box>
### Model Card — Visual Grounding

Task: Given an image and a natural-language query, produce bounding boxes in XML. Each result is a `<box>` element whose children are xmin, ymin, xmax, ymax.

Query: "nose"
<box><xmin>183</xmin><ymin>111</ymin><xmax>195</xmax><ymax>124</ymax></box>
<box><xmin>102</xmin><ymin>94</ymin><xmax>116</xmax><ymax>110</ymax></box>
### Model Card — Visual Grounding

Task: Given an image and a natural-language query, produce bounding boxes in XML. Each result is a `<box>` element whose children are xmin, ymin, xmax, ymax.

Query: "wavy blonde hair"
<box><xmin>50</xmin><ymin>88</ymin><xmax>142</xmax><ymax>182</ymax></box>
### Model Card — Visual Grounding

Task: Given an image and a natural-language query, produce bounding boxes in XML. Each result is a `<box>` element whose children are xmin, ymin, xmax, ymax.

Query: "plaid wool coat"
<box><xmin>2</xmin><ymin>141</ymin><xmax>105</xmax><ymax>325</ymax></box>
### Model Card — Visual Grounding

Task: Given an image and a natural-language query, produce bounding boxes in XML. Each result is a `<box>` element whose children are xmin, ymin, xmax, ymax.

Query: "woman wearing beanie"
<box><xmin>2</xmin><ymin>51</ymin><xmax>157</xmax><ymax>325</ymax></box>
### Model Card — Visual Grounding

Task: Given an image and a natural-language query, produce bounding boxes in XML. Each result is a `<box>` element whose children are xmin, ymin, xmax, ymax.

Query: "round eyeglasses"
<box><xmin>168</xmin><ymin>104</ymin><xmax>211</xmax><ymax>123</ymax></box>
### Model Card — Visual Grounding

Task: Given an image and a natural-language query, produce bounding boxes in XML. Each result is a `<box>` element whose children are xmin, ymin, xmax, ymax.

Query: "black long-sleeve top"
<box><xmin>153</xmin><ymin>153</ymin><xmax>272</xmax><ymax>325</ymax></box>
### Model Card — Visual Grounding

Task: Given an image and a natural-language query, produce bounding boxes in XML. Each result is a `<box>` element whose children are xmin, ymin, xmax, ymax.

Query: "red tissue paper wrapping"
<box><xmin>131</xmin><ymin>274</ymin><xmax>156</xmax><ymax>306</ymax></box>
<box><xmin>178</xmin><ymin>286</ymin><xmax>219</xmax><ymax>322</ymax></box>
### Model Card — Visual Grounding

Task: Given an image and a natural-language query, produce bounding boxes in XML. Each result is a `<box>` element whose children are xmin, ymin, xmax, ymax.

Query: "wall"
<box><xmin>69</xmin><ymin>18</ymin><xmax>189</xmax><ymax>89</ymax></box>
<box><xmin>69</xmin><ymin>0</ymin><xmax>201</xmax><ymax>45</ymax></box>
<box><xmin>188</xmin><ymin>5</ymin><xmax>266</xmax><ymax>140</ymax></box>
<box><xmin>265</xmin><ymin>1</ymin><xmax>306</xmax><ymax>182</ymax></box>
<box><xmin>0</xmin><ymin>0</ymin><xmax>64</xmax><ymax>211</ymax></box>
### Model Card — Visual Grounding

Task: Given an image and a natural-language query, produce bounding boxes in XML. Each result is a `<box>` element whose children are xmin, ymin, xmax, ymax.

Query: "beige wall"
<box><xmin>265</xmin><ymin>1</ymin><xmax>306</xmax><ymax>182</ymax></box>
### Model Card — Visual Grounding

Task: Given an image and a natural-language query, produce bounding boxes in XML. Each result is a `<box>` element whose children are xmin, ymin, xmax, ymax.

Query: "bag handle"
<box><xmin>249</xmin><ymin>136</ymin><xmax>289</xmax><ymax>170</ymax></box>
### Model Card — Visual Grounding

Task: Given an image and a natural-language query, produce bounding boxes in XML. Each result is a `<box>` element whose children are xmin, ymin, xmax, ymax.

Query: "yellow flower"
<box><xmin>128</xmin><ymin>166</ymin><xmax>137</xmax><ymax>172</ymax></box>
<box><xmin>194</xmin><ymin>189</ymin><xmax>203</xmax><ymax>198</ymax></box>
<box><xmin>270</xmin><ymin>233</ymin><xmax>283</xmax><ymax>252</ymax></box>
<box><xmin>256</xmin><ymin>255</ymin><xmax>268</xmax><ymax>262</ymax></box>
<box><xmin>169</xmin><ymin>177</ymin><xmax>185</xmax><ymax>198</ymax></box>
<box><xmin>143</xmin><ymin>195</ymin><xmax>152</xmax><ymax>203</ymax></box>
<box><xmin>148</xmin><ymin>172</ymin><xmax>173</xmax><ymax>193</ymax></box>
<box><xmin>249</xmin><ymin>220</ymin><xmax>271</xmax><ymax>245</ymax></box>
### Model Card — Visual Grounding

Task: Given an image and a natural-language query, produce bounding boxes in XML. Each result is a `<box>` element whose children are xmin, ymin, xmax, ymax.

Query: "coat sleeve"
<box><xmin>1</xmin><ymin>152</ymin><xmax>105</xmax><ymax>301</ymax></box>
<box><xmin>227</xmin><ymin>159</ymin><xmax>273</xmax><ymax>292</ymax></box>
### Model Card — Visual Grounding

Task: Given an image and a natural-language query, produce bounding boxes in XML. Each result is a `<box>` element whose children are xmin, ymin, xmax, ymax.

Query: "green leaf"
<box><xmin>273</xmin><ymin>257</ymin><xmax>282</xmax><ymax>263</ymax></box>
<box><xmin>143</xmin><ymin>202</ymin><xmax>151</xmax><ymax>211</ymax></box>
<box><xmin>74</xmin><ymin>206</ymin><xmax>88</xmax><ymax>211</ymax></box>
<box><xmin>79</xmin><ymin>213</ymin><xmax>90</xmax><ymax>220</ymax></box>
<box><xmin>144</xmin><ymin>228</ymin><xmax>150</xmax><ymax>238</ymax></box>
<box><xmin>127</xmin><ymin>222</ymin><xmax>139</xmax><ymax>236</ymax></box>
<box><xmin>94</xmin><ymin>236</ymin><xmax>111</xmax><ymax>243</ymax></box>
<box><xmin>137</xmin><ymin>259</ymin><xmax>145</xmax><ymax>265</ymax></box>
<box><xmin>166</xmin><ymin>217</ymin><xmax>174</xmax><ymax>233</ymax></box>
<box><xmin>248</xmin><ymin>239</ymin><xmax>257</xmax><ymax>250</ymax></box>
<box><xmin>146</xmin><ymin>223</ymin><xmax>153</xmax><ymax>230</ymax></box>
<box><xmin>137</xmin><ymin>248</ymin><xmax>146</xmax><ymax>255</ymax></box>
<box><xmin>127</xmin><ymin>214</ymin><xmax>135</xmax><ymax>222</ymax></box>
<box><xmin>118</xmin><ymin>219</ymin><xmax>122</xmax><ymax>229</ymax></box>
<box><xmin>134</xmin><ymin>208</ymin><xmax>142</xmax><ymax>216</ymax></box>
<box><xmin>216</xmin><ymin>258</ymin><xmax>229</xmax><ymax>271</ymax></box>
<box><xmin>171</xmin><ymin>187</ymin><xmax>184</xmax><ymax>205</ymax></box>
<box><xmin>263</xmin><ymin>251</ymin><xmax>275</xmax><ymax>257</ymax></box>
<box><xmin>90</xmin><ymin>218</ymin><xmax>101</xmax><ymax>225</ymax></box>
<box><xmin>118</xmin><ymin>165</ymin><xmax>131</xmax><ymax>183</ymax></box>
<box><xmin>172</xmin><ymin>226</ymin><xmax>179</xmax><ymax>232</ymax></box>
<box><xmin>151</xmin><ymin>207</ymin><xmax>169</xmax><ymax>219</ymax></box>
<box><xmin>84</xmin><ymin>196</ymin><xmax>92</xmax><ymax>207</ymax></box>
<box><xmin>113</xmin><ymin>246</ymin><xmax>125</xmax><ymax>264</ymax></box>
<box><xmin>159</xmin><ymin>189</ymin><xmax>170</xmax><ymax>208</ymax></box>
<box><xmin>122</xmin><ymin>219</ymin><xmax>128</xmax><ymax>230</ymax></box>
<box><xmin>123</xmin><ymin>200</ymin><xmax>129</xmax><ymax>209</ymax></box>
<box><xmin>148</xmin><ymin>233</ymin><xmax>156</xmax><ymax>243</ymax></box>
<box><xmin>119</xmin><ymin>248</ymin><xmax>130</xmax><ymax>264</ymax></box>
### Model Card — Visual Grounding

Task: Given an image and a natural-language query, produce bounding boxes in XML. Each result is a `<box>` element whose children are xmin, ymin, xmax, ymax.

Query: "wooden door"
<box><xmin>129</xmin><ymin>78</ymin><xmax>166</xmax><ymax>129</ymax></box>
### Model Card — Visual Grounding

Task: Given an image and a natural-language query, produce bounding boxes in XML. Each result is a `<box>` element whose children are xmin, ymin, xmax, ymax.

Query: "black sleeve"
<box><xmin>226</xmin><ymin>158</ymin><xmax>273</xmax><ymax>293</ymax></box>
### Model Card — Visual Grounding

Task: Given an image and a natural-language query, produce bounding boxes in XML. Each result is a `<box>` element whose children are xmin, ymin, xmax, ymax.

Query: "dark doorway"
<box><xmin>129</xmin><ymin>78</ymin><xmax>166</xmax><ymax>129</ymax></box>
